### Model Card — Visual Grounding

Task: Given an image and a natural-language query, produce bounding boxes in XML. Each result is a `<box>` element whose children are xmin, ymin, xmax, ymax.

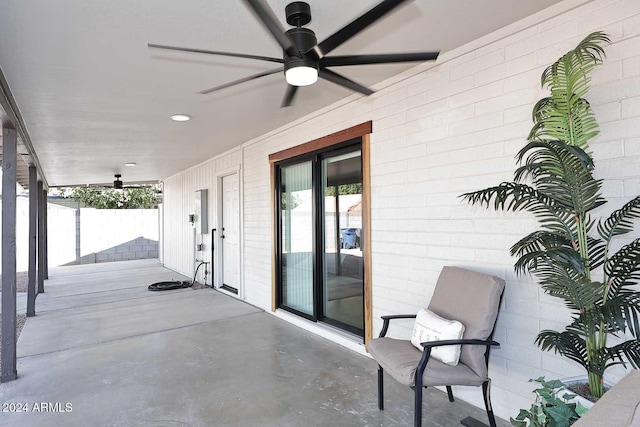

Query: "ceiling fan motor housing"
<box><xmin>284</xmin><ymin>27</ymin><xmax>318</xmax><ymax>74</ymax></box>
<box><xmin>285</xmin><ymin>2</ymin><xmax>312</xmax><ymax>27</ymax></box>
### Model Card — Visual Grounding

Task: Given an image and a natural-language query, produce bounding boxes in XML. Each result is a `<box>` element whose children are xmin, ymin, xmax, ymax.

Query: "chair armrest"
<box><xmin>381</xmin><ymin>314</ymin><xmax>418</xmax><ymax>320</ymax></box>
<box><xmin>379</xmin><ymin>314</ymin><xmax>417</xmax><ymax>338</ymax></box>
<box><xmin>415</xmin><ymin>339</ymin><xmax>500</xmax><ymax>382</ymax></box>
<box><xmin>420</xmin><ymin>339</ymin><xmax>499</xmax><ymax>349</ymax></box>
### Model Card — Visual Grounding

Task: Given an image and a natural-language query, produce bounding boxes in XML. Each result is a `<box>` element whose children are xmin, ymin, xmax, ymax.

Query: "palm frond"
<box><xmin>597</xmin><ymin>196</ymin><xmax>640</xmax><ymax>243</ymax></box>
<box><xmin>600</xmin><ymin>292</ymin><xmax>640</xmax><ymax>336</ymax></box>
<box><xmin>534</xmin><ymin>32</ymin><xmax>610</xmax><ymax>149</ymax></box>
<box><xmin>461</xmin><ymin>182</ymin><xmax>559</xmax><ymax>212</ymax></box>
<box><xmin>542</xmin><ymin>275</ymin><xmax>603</xmax><ymax>310</ymax></box>
<box><xmin>585</xmin><ymin>235</ymin><xmax>606</xmax><ymax>270</ymax></box>
<box><xmin>461</xmin><ymin>182</ymin><xmax>584</xmax><ymax>241</ymax></box>
<box><xmin>515</xmin><ymin>247</ymin><xmax>586</xmax><ymax>276</ymax></box>
<box><xmin>513</xmin><ymin>140</ymin><xmax>603</xmax><ymax>214</ymax></box>
<box><xmin>605</xmin><ymin>238</ymin><xmax>640</xmax><ymax>293</ymax></box>
<box><xmin>510</xmin><ymin>231</ymin><xmax>573</xmax><ymax>258</ymax></box>
<box><xmin>536</xmin><ymin>330</ymin><xmax>588</xmax><ymax>368</ymax></box>
<box><xmin>606</xmin><ymin>340</ymin><xmax>640</xmax><ymax>370</ymax></box>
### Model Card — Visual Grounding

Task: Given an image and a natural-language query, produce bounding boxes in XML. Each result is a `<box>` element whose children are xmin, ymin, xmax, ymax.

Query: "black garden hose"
<box><xmin>148</xmin><ymin>261</ymin><xmax>207</xmax><ymax>291</ymax></box>
<box><xmin>147</xmin><ymin>280</ymin><xmax>191</xmax><ymax>291</ymax></box>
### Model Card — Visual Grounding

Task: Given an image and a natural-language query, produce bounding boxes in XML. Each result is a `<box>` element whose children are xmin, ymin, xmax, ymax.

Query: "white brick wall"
<box><xmin>162</xmin><ymin>0</ymin><xmax>640</xmax><ymax>419</ymax></box>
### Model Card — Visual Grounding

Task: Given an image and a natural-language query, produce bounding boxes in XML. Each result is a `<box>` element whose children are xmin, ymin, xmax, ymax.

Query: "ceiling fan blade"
<box><xmin>281</xmin><ymin>84</ymin><xmax>298</xmax><ymax>108</ymax></box>
<box><xmin>198</xmin><ymin>67</ymin><xmax>283</xmax><ymax>95</ymax></box>
<box><xmin>148</xmin><ymin>43</ymin><xmax>284</xmax><ymax>63</ymax></box>
<box><xmin>319</xmin><ymin>68</ymin><xmax>374</xmax><ymax>96</ymax></box>
<box><xmin>309</xmin><ymin>0</ymin><xmax>410</xmax><ymax>58</ymax></box>
<box><xmin>243</xmin><ymin>0</ymin><xmax>300</xmax><ymax>58</ymax></box>
<box><xmin>321</xmin><ymin>52</ymin><xmax>439</xmax><ymax>67</ymax></box>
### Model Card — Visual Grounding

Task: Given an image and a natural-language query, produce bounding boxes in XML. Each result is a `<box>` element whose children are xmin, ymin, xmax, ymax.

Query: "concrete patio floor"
<box><xmin>0</xmin><ymin>259</ymin><xmax>508</xmax><ymax>426</ymax></box>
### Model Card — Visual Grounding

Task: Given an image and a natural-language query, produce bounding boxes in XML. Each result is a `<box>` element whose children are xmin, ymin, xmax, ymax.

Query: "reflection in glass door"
<box><xmin>279</xmin><ymin>161</ymin><xmax>314</xmax><ymax>317</ymax></box>
<box><xmin>320</xmin><ymin>150</ymin><xmax>363</xmax><ymax>335</ymax></box>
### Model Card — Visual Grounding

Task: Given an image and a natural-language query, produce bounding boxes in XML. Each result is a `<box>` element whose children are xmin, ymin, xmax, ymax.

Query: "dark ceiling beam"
<box><xmin>0</xmin><ymin>65</ymin><xmax>48</xmax><ymax>190</ymax></box>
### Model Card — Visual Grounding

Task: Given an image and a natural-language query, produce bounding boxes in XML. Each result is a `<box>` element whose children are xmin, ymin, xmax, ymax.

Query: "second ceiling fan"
<box><xmin>149</xmin><ymin>0</ymin><xmax>439</xmax><ymax>107</ymax></box>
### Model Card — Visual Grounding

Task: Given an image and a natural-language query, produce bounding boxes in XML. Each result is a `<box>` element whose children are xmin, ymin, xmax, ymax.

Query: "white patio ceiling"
<box><xmin>0</xmin><ymin>0</ymin><xmax>561</xmax><ymax>187</ymax></box>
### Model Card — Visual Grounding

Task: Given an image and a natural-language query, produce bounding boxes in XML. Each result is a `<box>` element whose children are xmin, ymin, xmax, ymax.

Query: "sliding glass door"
<box><xmin>276</xmin><ymin>141</ymin><xmax>364</xmax><ymax>337</ymax></box>
<box><xmin>320</xmin><ymin>149</ymin><xmax>363</xmax><ymax>335</ymax></box>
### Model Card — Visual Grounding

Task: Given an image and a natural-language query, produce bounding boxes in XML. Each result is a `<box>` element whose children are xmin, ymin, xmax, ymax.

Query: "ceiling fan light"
<box><xmin>170</xmin><ymin>114</ymin><xmax>191</xmax><ymax>122</ymax></box>
<box><xmin>285</xmin><ymin>66</ymin><xmax>318</xmax><ymax>87</ymax></box>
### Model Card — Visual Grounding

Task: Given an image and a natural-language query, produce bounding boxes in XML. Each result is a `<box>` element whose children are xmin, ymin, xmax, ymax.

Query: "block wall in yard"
<box><xmin>78</xmin><ymin>209</ymin><xmax>159</xmax><ymax>264</ymax></box>
<box><xmin>162</xmin><ymin>0</ymin><xmax>640</xmax><ymax>418</ymax></box>
<box><xmin>0</xmin><ymin>198</ymin><xmax>77</xmax><ymax>272</ymax></box>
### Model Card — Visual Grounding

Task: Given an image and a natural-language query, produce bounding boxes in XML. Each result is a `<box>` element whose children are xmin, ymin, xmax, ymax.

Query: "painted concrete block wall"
<box><xmin>0</xmin><ymin>198</ymin><xmax>76</xmax><ymax>272</ymax></box>
<box><xmin>80</xmin><ymin>209</ymin><xmax>158</xmax><ymax>260</ymax></box>
<box><xmin>162</xmin><ymin>0</ymin><xmax>640</xmax><ymax>419</ymax></box>
<box><xmin>45</xmin><ymin>203</ymin><xmax>77</xmax><ymax>267</ymax></box>
<box><xmin>0</xmin><ymin>202</ymin><xmax>157</xmax><ymax>270</ymax></box>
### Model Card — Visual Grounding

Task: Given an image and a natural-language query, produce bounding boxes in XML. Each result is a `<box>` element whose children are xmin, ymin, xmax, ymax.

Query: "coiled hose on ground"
<box><xmin>148</xmin><ymin>261</ymin><xmax>207</xmax><ymax>291</ymax></box>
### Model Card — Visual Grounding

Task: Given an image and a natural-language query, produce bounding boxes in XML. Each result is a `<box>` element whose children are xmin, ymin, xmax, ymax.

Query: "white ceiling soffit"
<box><xmin>0</xmin><ymin>0</ymin><xmax>562</xmax><ymax>187</ymax></box>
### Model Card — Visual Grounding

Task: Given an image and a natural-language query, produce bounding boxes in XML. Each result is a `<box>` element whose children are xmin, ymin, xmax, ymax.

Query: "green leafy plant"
<box><xmin>462</xmin><ymin>31</ymin><xmax>640</xmax><ymax>399</ymax></box>
<box><xmin>70</xmin><ymin>185</ymin><xmax>160</xmax><ymax>209</ymax></box>
<box><xmin>511</xmin><ymin>378</ymin><xmax>587</xmax><ymax>427</ymax></box>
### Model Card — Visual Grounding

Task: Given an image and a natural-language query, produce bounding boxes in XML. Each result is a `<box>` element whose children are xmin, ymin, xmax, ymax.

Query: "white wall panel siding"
<box><xmin>162</xmin><ymin>151</ymin><xmax>241</xmax><ymax>285</ymax></box>
<box><xmin>162</xmin><ymin>0</ymin><xmax>640</xmax><ymax>419</ymax></box>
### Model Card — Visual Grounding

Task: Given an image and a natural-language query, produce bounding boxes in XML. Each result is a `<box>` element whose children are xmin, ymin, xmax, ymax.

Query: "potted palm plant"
<box><xmin>462</xmin><ymin>31</ymin><xmax>640</xmax><ymax>400</ymax></box>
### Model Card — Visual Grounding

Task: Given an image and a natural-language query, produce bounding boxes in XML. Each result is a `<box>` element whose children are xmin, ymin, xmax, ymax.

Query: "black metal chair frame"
<box><xmin>376</xmin><ymin>293</ymin><xmax>503</xmax><ymax>427</ymax></box>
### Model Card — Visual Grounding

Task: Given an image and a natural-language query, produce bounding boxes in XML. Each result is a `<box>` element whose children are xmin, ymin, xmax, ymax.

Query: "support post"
<box><xmin>75</xmin><ymin>207</ymin><xmax>80</xmax><ymax>264</ymax></box>
<box><xmin>43</xmin><ymin>189</ymin><xmax>48</xmax><ymax>279</ymax></box>
<box><xmin>1</xmin><ymin>127</ymin><xmax>18</xmax><ymax>382</ymax></box>
<box><xmin>27</xmin><ymin>166</ymin><xmax>37</xmax><ymax>317</ymax></box>
<box><xmin>37</xmin><ymin>180</ymin><xmax>45</xmax><ymax>294</ymax></box>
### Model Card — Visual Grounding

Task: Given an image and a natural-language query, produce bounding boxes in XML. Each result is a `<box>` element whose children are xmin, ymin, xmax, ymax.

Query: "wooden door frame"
<box><xmin>269</xmin><ymin>121</ymin><xmax>373</xmax><ymax>346</ymax></box>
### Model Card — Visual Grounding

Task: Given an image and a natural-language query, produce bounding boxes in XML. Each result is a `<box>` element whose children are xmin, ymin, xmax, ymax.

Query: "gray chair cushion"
<box><xmin>369</xmin><ymin>337</ymin><xmax>485</xmax><ymax>387</ymax></box>
<box><xmin>427</xmin><ymin>266</ymin><xmax>505</xmax><ymax>378</ymax></box>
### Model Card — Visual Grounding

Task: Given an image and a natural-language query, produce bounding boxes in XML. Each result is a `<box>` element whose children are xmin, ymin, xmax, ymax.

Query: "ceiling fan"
<box><xmin>87</xmin><ymin>174</ymin><xmax>129</xmax><ymax>190</ymax></box>
<box><xmin>113</xmin><ymin>174</ymin><xmax>124</xmax><ymax>190</ymax></box>
<box><xmin>149</xmin><ymin>0</ymin><xmax>439</xmax><ymax>107</ymax></box>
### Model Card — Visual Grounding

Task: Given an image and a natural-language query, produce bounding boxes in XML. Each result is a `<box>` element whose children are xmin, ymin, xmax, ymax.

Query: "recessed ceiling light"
<box><xmin>170</xmin><ymin>114</ymin><xmax>191</xmax><ymax>122</ymax></box>
<box><xmin>125</xmin><ymin>163</ymin><xmax>137</xmax><ymax>167</ymax></box>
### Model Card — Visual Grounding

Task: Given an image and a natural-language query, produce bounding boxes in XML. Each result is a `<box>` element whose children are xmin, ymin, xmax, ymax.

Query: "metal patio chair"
<box><xmin>368</xmin><ymin>266</ymin><xmax>505</xmax><ymax>427</ymax></box>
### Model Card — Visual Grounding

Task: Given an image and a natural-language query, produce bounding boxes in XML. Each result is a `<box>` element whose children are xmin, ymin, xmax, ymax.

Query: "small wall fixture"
<box><xmin>170</xmin><ymin>114</ymin><xmax>191</xmax><ymax>122</ymax></box>
<box><xmin>125</xmin><ymin>163</ymin><xmax>137</xmax><ymax>167</ymax></box>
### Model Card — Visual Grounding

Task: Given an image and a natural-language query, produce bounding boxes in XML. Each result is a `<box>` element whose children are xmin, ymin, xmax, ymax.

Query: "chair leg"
<box><xmin>414</xmin><ymin>385</ymin><xmax>423</xmax><ymax>427</ymax></box>
<box><xmin>378</xmin><ymin>365</ymin><xmax>384</xmax><ymax>410</ymax></box>
<box><xmin>446</xmin><ymin>385</ymin><xmax>454</xmax><ymax>402</ymax></box>
<box><xmin>482</xmin><ymin>380</ymin><xmax>497</xmax><ymax>427</ymax></box>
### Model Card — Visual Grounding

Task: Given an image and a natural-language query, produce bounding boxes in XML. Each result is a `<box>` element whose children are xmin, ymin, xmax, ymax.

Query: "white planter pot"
<box><xmin>561</xmin><ymin>375</ymin><xmax>614</xmax><ymax>409</ymax></box>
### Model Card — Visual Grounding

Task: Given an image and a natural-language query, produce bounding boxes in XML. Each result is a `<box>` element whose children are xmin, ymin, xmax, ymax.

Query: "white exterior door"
<box><xmin>221</xmin><ymin>173</ymin><xmax>240</xmax><ymax>292</ymax></box>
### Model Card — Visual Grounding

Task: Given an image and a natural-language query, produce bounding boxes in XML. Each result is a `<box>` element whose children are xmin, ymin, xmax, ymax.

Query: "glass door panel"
<box><xmin>280</xmin><ymin>161</ymin><xmax>314</xmax><ymax>317</ymax></box>
<box><xmin>320</xmin><ymin>150</ymin><xmax>364</xmax><ymax>335</ymax></box>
